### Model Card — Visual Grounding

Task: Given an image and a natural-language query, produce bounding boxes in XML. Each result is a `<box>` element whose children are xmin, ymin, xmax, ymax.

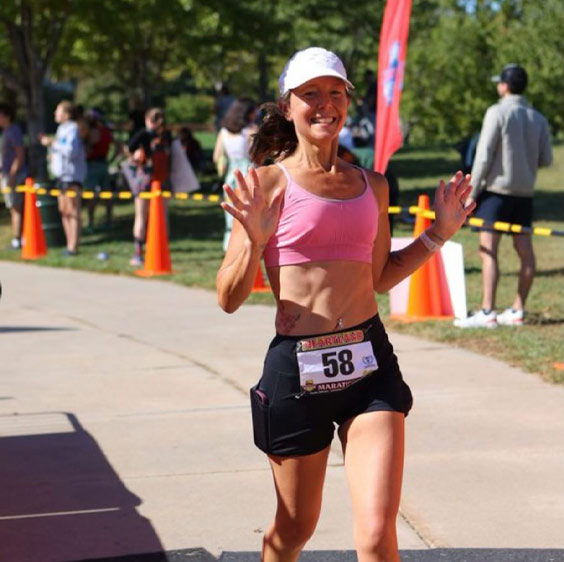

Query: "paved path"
<box><xmin>0</xmin><ymin>262</ymin><xmax>562</xmax><ymax>561</ymax></box>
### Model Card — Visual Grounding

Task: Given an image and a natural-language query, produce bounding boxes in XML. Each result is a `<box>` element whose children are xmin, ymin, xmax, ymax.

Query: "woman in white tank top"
<box><xmin>213</xmin><ymin>98</ymin><xmax>257</xmax><ymax>250</ymax></box>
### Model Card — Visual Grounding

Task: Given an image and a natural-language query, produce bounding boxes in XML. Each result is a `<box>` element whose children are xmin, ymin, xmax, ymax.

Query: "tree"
<box><xmin>1</xmin><ymin>0</ymin><xmax>561</xmax><ymax>156</ymax></box>
<box><xmin>402</xmin><ymin>0</ymin><xmax>498</xmax><ymax>143</ymax></box>
<box><xmin>0</xmin><ymin>0</ymin><xmax>70</xmax><ymax>179</ymax></box>
<box><xmin>488</xmin><ymin>0</ymin><xmax>564</xmax><ymax>134</ymax></box>
<box><xmin>56</xmin><ymin>0</ymin><xmax>195</xmax><ymax>111</ymax></box>
<box><xmin>401</xmin><ymin>0</ymin><xmax>564</xmax><ymax>143</ymax></box>
<box><xmin>178</xmin><ymin>0</ymin><xmax>296</xmax><ymax>102</ymax></box>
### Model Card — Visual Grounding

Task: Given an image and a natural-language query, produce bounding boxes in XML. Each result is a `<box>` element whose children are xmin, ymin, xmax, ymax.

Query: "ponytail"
<box><xmin>249</xmin><ymin>99</ymin><xmax>297</xmax><ymax>166</ymax></box>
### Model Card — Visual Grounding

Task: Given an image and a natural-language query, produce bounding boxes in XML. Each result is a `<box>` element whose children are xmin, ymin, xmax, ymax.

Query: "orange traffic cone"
<box><xmin>251</xmin><ymin>263</ymin><xmax>270</xmax><ymax>293</ymax></box>
<box><xmin>21</xmin><ymin>177</ymin><xmax>47</xmax><ymax>260</ymax></box>
<box><xmin>403</xmin><ymin>194</ymin><xmax>453</xmax><ymax>321</ymax></box>
<box><xmin>135</xmin><ymin>181</ymin><xmax>172</xmax><ymax>276</ymax></box>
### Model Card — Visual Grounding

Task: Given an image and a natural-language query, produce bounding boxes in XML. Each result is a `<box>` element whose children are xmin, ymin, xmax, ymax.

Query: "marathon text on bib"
<box><xmin>296</xmin><ymin>329</ymin><xmax>378</xmax><ymax>394</ymax></box>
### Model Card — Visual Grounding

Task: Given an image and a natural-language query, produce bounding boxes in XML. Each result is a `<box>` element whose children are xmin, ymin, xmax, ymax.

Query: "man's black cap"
<box><xmin>491</xmin><ymin>64</ymin><xmax>528</xmax><ymax>94</ymax></box>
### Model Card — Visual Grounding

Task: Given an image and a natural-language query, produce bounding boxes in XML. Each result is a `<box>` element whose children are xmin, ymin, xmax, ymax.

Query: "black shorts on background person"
<box><xmin>474</xmin><ymin>191</ymin><xmax>533</xmax><ymax>231</ymax></box>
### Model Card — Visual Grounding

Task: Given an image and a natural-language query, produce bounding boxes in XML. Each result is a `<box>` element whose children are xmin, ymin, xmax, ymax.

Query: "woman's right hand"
<box><xmin>221</xmin><ymin>168</ymin><xmax>284</xmax><ymax>248</ymax></box>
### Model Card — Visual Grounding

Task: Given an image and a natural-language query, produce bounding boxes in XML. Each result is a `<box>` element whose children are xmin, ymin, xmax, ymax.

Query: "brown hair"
<box><xmin>249</xmin><ymin>95</ymin><xmax>297</xmax><ymax>165</ymax></box>
<box><xmin>222</xmin><ymin>97</ymin><xmax>255</xmax><ymax>134</ymax></box>
<box><xmin>58</xmin><ymin>100</ymin><xmax>77</xmax><ymax>120</ymax></box>
<box><xmin>146</xmin><ymin>107</ymin><xmax>165</xmax><ymax>128</ymax></box>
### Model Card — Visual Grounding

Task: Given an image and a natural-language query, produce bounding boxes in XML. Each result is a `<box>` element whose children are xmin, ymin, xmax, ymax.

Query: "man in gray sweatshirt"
<box><xmin>455</xmin><ymin>64</ymin><xmax>552</xmax><ymax>329</ymax></box>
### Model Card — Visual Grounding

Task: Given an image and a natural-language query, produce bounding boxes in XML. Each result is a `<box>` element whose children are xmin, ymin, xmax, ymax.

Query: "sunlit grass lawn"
<box><xmin>385</xmin><ymin>142</ymin><xmax>563</xmax><ymax>383</ymax></box>
<box><xmin>1</xmin><ymin>138</ymin><xmax>562</xmax><ymax>382</ymax></box>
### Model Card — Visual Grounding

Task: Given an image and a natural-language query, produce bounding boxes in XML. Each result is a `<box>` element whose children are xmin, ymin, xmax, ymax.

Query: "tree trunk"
<box><xmin>24</xmin><ymin>84</ymin><xmax>48</xmax><ymax>182</ymax></box>
<box><xmin>1</xmin><ymin>2</ymin><xmax>68</xmax><ymax>182</ymax></box>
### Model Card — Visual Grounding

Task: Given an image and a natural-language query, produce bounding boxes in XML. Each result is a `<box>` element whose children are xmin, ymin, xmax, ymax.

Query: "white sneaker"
<box><xmin>496</xmin><ymin>308</ymin><xmax>524</xmax><ymax>326</ymax></box>
<box><xmin>454</xmin><ymin>309</ymin><xmax>498</xmax><ymax>329</ymax></box>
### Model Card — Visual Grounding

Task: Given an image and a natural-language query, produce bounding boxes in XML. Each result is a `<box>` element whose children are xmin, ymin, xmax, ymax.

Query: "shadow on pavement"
<box><xmin>0</xmin><ymin>326</ymin><xmax>76</xmax><ymax>333</ymax></box>
<box><xmin>219</xmin><ymin>549</ymin><xmax>564</xmax><ymax>561</ymax></box>
<box><xmin>1</xmin><ymin>412</ymin><xmax>560</xmax><ymax>562</ymax></box>
<box><xmin>0</xmin><ymin>412</ymin><xmax>164</xmax><ymax>562</ymax></box>
<box><xmin>79</xmin><ymin>549</ymin><xmax>217</xmax><ymax>561</ymax></box>
<box><xmin>399</xmin><ymin>550</ymin><xmax>564</xmax><ymax>562</ymax></box>
<box><xmin>35</xmin><ymin>549</ymin><xmax>564</xmax><ymax>562</ymax></box>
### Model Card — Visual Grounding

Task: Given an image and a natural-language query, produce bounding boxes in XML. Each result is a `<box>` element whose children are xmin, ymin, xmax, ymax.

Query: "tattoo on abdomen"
<box><xmin>276</xmin><ymin>310</ymin><xmax>301</xmax><ymax>333</ymax></box>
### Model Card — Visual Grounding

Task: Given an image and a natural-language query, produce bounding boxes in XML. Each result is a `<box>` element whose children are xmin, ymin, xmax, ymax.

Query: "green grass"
<box><xmin>195</xmin><ymin>131</ymin><xmax>217</xmax><ymax>151</ymax></box>
<box><xmin>385</xmin><ymin>142</ymin><xmax>564</xmax><ymax>383</ymax></box>
<box><xmin>1</xmin><ymin>139</ymin><xmax>562</xmax><ymax>383</ymax></box>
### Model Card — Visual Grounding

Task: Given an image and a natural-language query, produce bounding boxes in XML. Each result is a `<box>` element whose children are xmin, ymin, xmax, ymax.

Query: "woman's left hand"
<box><xmin>430</xmin><ymin>171</ymin><xmax>476</xmax><ymax>242</ymax></box>
<box><xmin>222</xmin><ymin>168</ymin><xmax>284</xmax><ymax>248</ymax></box>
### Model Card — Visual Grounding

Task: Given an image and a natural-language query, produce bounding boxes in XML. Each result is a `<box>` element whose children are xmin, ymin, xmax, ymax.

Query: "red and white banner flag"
<box><xmin>374</xmin><ymin>0</ymin><xmax>412</xmax><ymax>173</ymax></box>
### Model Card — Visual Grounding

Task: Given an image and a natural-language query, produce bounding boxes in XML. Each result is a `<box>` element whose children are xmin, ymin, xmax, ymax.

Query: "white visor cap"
<box><xmin>278</xmin><ymin>47</ymin><xmax>354</xmax><ymax>97</ymax></box>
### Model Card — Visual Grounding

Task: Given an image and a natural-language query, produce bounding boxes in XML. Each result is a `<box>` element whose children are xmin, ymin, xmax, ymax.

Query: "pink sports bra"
<box><xmin>263</xmin><ymin>163</ymin><xmax>379</xmax><ymax>267</ymax></box>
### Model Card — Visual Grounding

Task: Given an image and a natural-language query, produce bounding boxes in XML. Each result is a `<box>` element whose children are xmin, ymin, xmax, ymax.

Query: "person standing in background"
<box><xmin>74</xmin><ymin>105</ymin><xmax>91</xmax><ymax>147</ymax></box>
<box><xmin>213</xmin><ymin>84</ymin><xmax>235</xmax><ymax>131</ymax></box>
<box><xmin>84</xmin><ymin>108</ymin><xmax>114</xmax><ymax>232</ymax></box>
<box><xmin>213</xmin><ymin>97</ymin><xmax>257</xmax><ymax>251</ymax></box>
<box><xmin>0</xmin><ymin>102</ymin><xmax>27</xmax><ymax>249</ymax></box>
<box><xmin>39</xmin><ymin>100</ymin><xmax>87</xmax><ymax>256</ymax></box>
<box><xmin>127</xmin><ymin>109</ymin><xmax>146</xmax><ymax>142</ymax></box>
<box><xmin>127</xmin><ymin>107</ymin><xmax>172</xmax><ymax>266</ymax></box>
<box><xmin>178</xmin><ymin>126</ymin><xmax>203</xmax><ymax>173</ymax></box>
<box><xmin>455</xmin><ymin>64</ymin><xmax>552</xmax><ymax>329</ymax></box>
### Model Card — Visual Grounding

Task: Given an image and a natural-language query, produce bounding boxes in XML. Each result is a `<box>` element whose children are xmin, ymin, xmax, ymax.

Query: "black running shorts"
<box><xmin>474</xmin><ymin>191</ymin><xmax>533</xmax><ymax>231</ymax></box>
<box><xmin>250</xmin><ymin>314</ymin><xmax>413</xmax><ymax>457</ymax></box>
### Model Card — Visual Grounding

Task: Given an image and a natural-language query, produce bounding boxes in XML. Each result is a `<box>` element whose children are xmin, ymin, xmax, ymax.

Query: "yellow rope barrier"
<box><xmin>4</xmin><ymin>184</ymin><xmax>563</xmax><ymax>238</ymax></box>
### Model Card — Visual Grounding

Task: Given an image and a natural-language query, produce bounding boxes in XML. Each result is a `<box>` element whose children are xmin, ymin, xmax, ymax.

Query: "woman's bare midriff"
<box><xmin>266</xmin><ymin>260</ymin><xmax>379</xmax><ymax>336</ymax></box>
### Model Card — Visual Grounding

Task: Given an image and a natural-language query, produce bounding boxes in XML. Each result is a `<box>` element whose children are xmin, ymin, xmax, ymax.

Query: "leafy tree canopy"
<box><xmin>0</xmin><ymin>0</ymin><xmax>562</xmax><ymax>143</ymax></box>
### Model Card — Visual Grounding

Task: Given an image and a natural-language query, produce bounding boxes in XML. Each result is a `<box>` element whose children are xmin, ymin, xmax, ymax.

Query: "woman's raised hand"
<box><xmin>431</xmin><ymin>171</ymin><xmax>476</xmax><ymax>241</ymax></box>
<box><xmin>221</xmin><ymin>168</ymin><xmax>284</xmax><ymax>248</ymax></box>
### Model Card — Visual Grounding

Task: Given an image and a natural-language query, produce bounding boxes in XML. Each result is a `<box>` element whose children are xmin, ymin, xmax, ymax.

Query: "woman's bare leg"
<box><xmin>263</xmin><ymin>446</ymin><xmax>330</xmax><ymax>562</ymax></box>
<box><xmin>66</xmin><ymin>189</ymin><xmax>81</xmax><ymax>252</ymax></box>
<box><xmin>339</xmin><ymin>411</ymin><xmax>405</xmax><ymax>562</ymax></box>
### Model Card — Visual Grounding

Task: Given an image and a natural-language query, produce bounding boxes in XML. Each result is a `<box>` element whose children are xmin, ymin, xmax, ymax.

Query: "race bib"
<box><xmin>296</xmin><ymin>329</ymin><xmax>378</xmax><ymax>394</ymax></box>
